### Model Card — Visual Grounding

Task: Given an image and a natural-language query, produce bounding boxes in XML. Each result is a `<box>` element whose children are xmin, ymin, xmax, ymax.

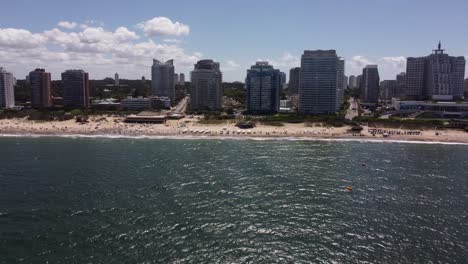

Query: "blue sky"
<box><xmin>0</xmin><ymin>0</ymin><xmax>467</xmax><ymax>81</ymax></box>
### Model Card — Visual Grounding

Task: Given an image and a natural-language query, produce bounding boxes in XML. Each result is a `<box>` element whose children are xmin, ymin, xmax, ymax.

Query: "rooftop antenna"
<box><xmin>434</xmin><ymin>40</ymin><xmax>444</xmax><ymax>54</ymax></box>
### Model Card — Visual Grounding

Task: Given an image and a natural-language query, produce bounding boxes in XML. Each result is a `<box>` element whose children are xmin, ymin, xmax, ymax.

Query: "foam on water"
<box><xmin>1</xmin><ymin>132</ymin><xmax>468</xmax><ymax>146</ymax></box>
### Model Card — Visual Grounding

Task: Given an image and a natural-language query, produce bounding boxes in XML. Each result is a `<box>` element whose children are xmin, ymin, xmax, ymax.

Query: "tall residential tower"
<box><xmin>245</xmin><ymin>62</ymin><xmax>281</xmax><ymax>114</ymax></box>
<box><xmin>29</xmin><ymin>69</ymin><xmax>52</xmax><ymax>108</ymax></box>
<box><xmin>288</xmin><ymin>67</ymin><xmax>300</xmax><ymax>95</ymax></box>
<box><xmin>406</xmin><ymin>42</ymin><xmax>465</xmax><ymax>100</ymax></box>
<box><xmin>360</xmin><ymin>65</ymin><xmax>380</xmax><ymax>103</ymax></box>
<box><xmin>62</xmin><ymin>69</ymin><xmax>90</xmax><ymax>108</ymax></box>
<box><xmin>298</xmin><ymin>50</ymin><xmax>345</xmax><ymax>114</ymax></box>
<box><xmin>190</xmin><ymin>60</ymin><xmax>223</xmax><ymax>111</ymax></box>
<box><xmin>0</xmin><ymin>67</ymin><xmax>15</xmax><ymax>108</ymax></box>
<box><xmin>152</xmin><ymin>59</ymin><xmax>175</xmax><ymax>104</ymax></box>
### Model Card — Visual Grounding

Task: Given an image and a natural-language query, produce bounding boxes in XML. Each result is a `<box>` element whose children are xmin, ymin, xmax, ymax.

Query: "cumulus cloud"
<box><xmin>0</xmin><ymin>19</ymin><xmax>200</xmax><ymax>79</ymax></box>
<box><xmin>0</xmin><ymin>28</ymin><xmax>45</xmax><ymax>49</ymax></box>
<box><xmin>138</xmin><ymin>17</ymin><xmax>190</xmax><ymax>37</ymax></box>
<box><xmin>58</xmin><ymin>21</ymin><xmax>77</xmax><ymax>29</ymax></box>
<box><xmin>163</xmin><ymin>38</ymin><xmax>183</xmax><ymax>44</ymax></box>
<box><xmin>223</xmin><ymin>60</ymin><xmax>241</xmax><ymax>71</ymax></box>
<box><xmin>254</xmin><ymin>52</ymin><xmax>300</xmax><ymax>71</ymax></box>
<box><xmin>348</xmin><ymin>55</ymin><xmax>373</xmax><ymax>69</ymax></box>
<box><xmin>379</xmin><ymin>56</ymin><xmax>406</xmax><ymax>70</ymax></box>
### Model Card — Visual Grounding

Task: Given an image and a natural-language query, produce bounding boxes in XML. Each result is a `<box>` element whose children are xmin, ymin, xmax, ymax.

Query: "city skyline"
<box><xmin>0</xmin><ymin>0</ymin><xmax>467</xmax><ymax>82</ymax></box>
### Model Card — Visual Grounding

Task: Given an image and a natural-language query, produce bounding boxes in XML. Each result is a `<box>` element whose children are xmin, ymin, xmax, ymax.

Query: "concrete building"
<box><xmin>396</xmin><ymin>72</ymin><xmax>406</xmax><ymax>98</ymax></box>
<box><xmin>61</xmin><ymin>69</ymin><xmax>90</xmax><ymax>108</ymax></box>
<box><xmin>279</xmin><ymin>71</ymin><xmax>287</xmax><ymax>89</ymax></box>
<box><xmin>29</xmin><ymin>68</ymin><xmax>52</xmax><ymax>108</ymax></box>
<box><xmin>406</xmin><ymin>42</ymin><xmax>465</xmax><ymax>100</ymax></box>
<box><xmin>405</xmin><ymin>57</ymin><xmax>426</xmax><ymax>99</ymax></box>
<box><xmin>360</xmin><ymin>65</ymin><xmax>380</xmax><ymax>103</ymax></box>
<box><xmin>179</xmin><ymin>73</ymin><xmax>185</xmax><ymax>85</ymax></box>
<box><xmin>349</xmin><ymin>75</ymin><xmax>358</xmax><ymax>89</ymax></box>
<box><xmin>356</xmin><ymin>75</ymin><xmax>362</xmax><ymax>90</ymax></box>
<box><xmin>150</xmin><ymin>96</ymin><xmax>171</xmax><ymax>109</ymax></box>
<box><xmin>121</xmin><ymin>97</ymin><xmax>151</xmax><ymax>110</ymax></box>
<box><xmin>152</xmin><ymin>59</ymin><xmax>175</xmax><ymax>104</ymax></box>
<box><xmin>115</xmin><ymin>73</ymin><xmax>119</xmax><ymax>86</ymax></box>
<box><xmin>465</xmin><ymin>79</ymin><xmax>468</xmax><ymax>93</ymax></box>
<box><xmin>245</xmin><ymin>61</ymin><xmax>281</xmax><ymax>114</ymax></box>
<box><xmin>0</xmin><ymin>67</ymin><xmax>15</xmax><ymax>108</ymax></box>
<box><xmin>190</xmin><ymin>59</ymin><xmax>223</xmax><ymax>111</ymax></box>
<box><xmin>174</xmin><ymin>73</ymin><xmax>179</xmax><ymax>85</ymax></box>
<box><xmin>288</xmin><ymin>67</ymin><xmax>300</xmax><ymax>95</ymax></box>
<box><xmin>380</xmin><ymin>80</ymin><xmax>397</xmax><ymax>101</ymax></box>
<box><xmin>392</xmin><ymin>98</ymin><xmax>468</xmax><ymax>118</ymax></box>
<box><xmin>343</xmin><ymin>75</ymin><xmax>349</xmax><ymax>90</ymax></box>
<box><xmin>298</xmin><ymin>50</ymin><xmax>345</xmax><ymax>115</ymax></box>
<box><xmin>121</xmin><ymin>96</ymin><xmax>171</xmax><ymax>110</ymax></box>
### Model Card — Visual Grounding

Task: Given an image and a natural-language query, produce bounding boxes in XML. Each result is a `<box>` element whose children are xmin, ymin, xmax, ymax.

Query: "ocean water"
<box><xmin>0</xmin><ymin>137</ymin><xmax>467</xmax><ymax>263</ymax></box>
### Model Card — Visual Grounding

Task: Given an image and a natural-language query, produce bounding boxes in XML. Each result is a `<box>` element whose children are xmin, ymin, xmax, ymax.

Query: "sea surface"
<box><xmin>0</xmin><ymin>137</ymin><xmax>467</xmax><ymax>263</ymax></box>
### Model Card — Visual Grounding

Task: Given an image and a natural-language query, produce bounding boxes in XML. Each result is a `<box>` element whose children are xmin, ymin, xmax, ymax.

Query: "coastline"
<box><xmin>2</xmin><ymin>131</ymin><xmax>468</xmax><ymax>146</ymax></box>
<box><xmin>1</xmin><ymin>116</ymin><xmax>468</xmax><ymax>145</ymax></box>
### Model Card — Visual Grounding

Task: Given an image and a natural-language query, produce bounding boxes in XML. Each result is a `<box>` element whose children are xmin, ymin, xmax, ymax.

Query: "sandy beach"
<box><xmin>1</xmin><ymin>116</ymin><xmax>468</xmax><ymax>144</ymax></box>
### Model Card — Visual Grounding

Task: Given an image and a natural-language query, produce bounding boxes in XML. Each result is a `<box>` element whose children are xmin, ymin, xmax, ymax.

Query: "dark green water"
<box><xmin>0</xmin><ymin>137</ymin><xmax>467</xmax><ymax>263</ymax></box>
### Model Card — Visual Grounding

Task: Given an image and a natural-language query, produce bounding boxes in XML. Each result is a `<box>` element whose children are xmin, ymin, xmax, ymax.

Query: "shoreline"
<box><xmin>2</xmin><ymin>132</ymin><xmax>468</xmax><ymax>146</ymax></box>
<box><xmin>1</xmin><ymin>116</ymin><xmax>468</xmax><ymax>145</ymax></box>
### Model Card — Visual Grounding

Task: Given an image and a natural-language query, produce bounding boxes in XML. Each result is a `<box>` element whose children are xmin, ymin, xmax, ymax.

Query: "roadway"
<box><xmin>345</xmin><ymin>97</ymin><xmax>359</xmax><ymax>120</ymax></box>
<box><xmin>172</xmin><ymin>96</ymin><xmax>189</xmax><ymax>114</ymax></box>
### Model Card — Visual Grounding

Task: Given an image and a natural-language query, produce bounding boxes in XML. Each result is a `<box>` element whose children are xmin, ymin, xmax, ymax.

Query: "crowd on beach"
<box><xmin>368</xmin><ymin>128</ymin><xmax>423</xmax><ymax>136</ymax></box>
<box><xmin>1</xmin><ymin>116</ymin><xmax>467</xmax><ymax>143</ymax></box>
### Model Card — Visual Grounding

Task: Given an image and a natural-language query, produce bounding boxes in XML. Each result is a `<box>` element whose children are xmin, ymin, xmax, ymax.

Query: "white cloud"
<box><xmin>138</xmin><ymin>17</ymin><xmax>190</xmax><ymax>37</ymax></box>
<box><xmin>0</xmin><ymin>28</ymin><xmax>46</xmax><ymax>49</ymax></box>
<box><xmin>163</xmin><ymin>38</ymin><xmax>183</xmax><ymax>44</ymax></box>
<box><xmin>226</xmin><ymin>60</ymin><xmax>240</xmax><ymax>68</ymax></box>
<box><xmin>379</xmin><ymin>56</ymin><xmax>406</xmax><ymax>70</ymax></box>
<box><xmin>345</xmin><ymin>55</ymin><xmax>408</xmax><ymax>79</ymax></box>
<box><xmin>223</xmin><ymin>60</ymin><xmax>241</xmax><ymax>72</ymax></box>
<box><xmin>114</xmin><ymin>27</ymin><xmax>139</xmax><ymax>42</ymax></box>
<box><xmin>0</xmin><ymin>20</ymin><xmax>200</xmax><ymax>80</ymax></box>
<box><xmin>57</xmin><ymin>21</ymin><xmax>77</xmax><ymax>29</ymax></box>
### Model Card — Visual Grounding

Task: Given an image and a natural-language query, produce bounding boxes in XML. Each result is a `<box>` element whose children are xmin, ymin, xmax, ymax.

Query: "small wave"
<box><xmin>0</xmin><ymin>133</ymin><xmax>468</xmax><ymax>146</ymax></box>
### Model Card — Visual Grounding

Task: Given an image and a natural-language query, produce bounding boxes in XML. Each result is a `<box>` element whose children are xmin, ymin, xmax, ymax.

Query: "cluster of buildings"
<box><xmin>1</xmin><ymin>42</ymin><xmax>466</xmax><ymax>119</ymax></box>
<box><xmin>347</xmin><ymin>43</ymin><xmax>466</xmax><ymax>105</ymax></box>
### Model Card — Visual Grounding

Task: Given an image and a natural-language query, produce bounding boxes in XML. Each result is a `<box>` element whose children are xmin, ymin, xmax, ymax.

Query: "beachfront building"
<box><xmin>288</xmin><ymin>67</ymin><xmax>300</xmax><ymax>95</ymax></box>
<box><xmin>406</xmin><ymin>42</ymin><xmax>466</xmax><ymax>100</ymax></box>
<box><xmin>360</xmin><ymin>65</ymin><xmax>380</xmax><ymax>103</ymax></box>
<box><xmin>245</xmin><ymin>61</ymin><xmax>281</xmax><ymax>114</ymax></box>
<box><xmin>0</xmin><ymin>67</ymin><xmax>15</xmax><ymax>108</ymax></box>
<box><xmin>62</xmin><ymin>69</ymin><xmax>90</xmax><ymax>108</ymax></box>
<box><xmin>29</xmin><ymin>69</ymin><xmax>52</xmax><ymax>108</ymax></box>
<box><xmin>121</xmin><ymin>96</ymin><xmax>172</xmax><ymax>111</ymax></box>
<box><xmin>392</xmin><ymin>98</ymin><xmax>468</xmax><ymax>118</ymax></box>
<box><xmin>298</xmin><ymin>50</ymin><xmax>345</xmax><ymax>115</ymax></box>
<box><xmin>152</xmin><ymin>59</ymin><xmax>175</xmax><ymax>105</ymax></box>
<box><xmin>190</xmin><ymin>59</ymin><xmax>223</xmax><ymax>111</ymax></box>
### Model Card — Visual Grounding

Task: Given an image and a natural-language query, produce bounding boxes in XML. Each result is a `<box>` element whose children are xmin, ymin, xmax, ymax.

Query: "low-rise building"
<box><xmin>124</xmin><ymin>115</ymin><xmax>166</xmax><ymax>124</ymax></box>
<box><xmin>150</xmin><ymin>96</ymin><xmax>171</xmax><ymax>109</ymax></box>
<box><xmin>121</xmin><ymin>97</ymin><xmax>151</xmax><ymax>110</ymax></box>
<box><xmin>392</xmin><ymin>98</ymin><xmax>468</xmax><ymax>118</ymax></box>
